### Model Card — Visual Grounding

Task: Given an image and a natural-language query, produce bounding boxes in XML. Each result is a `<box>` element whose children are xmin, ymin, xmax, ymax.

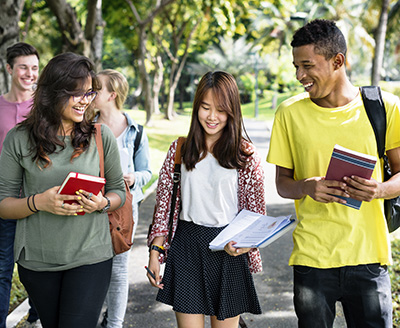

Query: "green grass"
<box><xmin>390</xmin><ymin>238</ymin><xmax>400</xmax><ymax>327</ymax></box>
<box><xmin>126</xmin><ymin>110</ymin><xmax>191</xmax><ymax>190</ymax></box>
<box><xmin>9</xmin><ymin>265</ymin><xmax>27</xmax><ymax>314</ymax></box>
<box><xmin>241</xmin><ymin>89</ymin><xmax>300</xmax><ymax>120</ymax></box>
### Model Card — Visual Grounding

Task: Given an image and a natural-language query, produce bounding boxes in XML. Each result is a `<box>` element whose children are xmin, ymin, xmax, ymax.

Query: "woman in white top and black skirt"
<box><xmin>147</xmin><ymin>71</ymin><xmax>266</xmax><ymax>328</ymax></box>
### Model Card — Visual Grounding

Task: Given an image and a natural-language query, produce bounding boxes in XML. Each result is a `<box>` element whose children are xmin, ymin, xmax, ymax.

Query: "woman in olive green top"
<box><xmin>0</xmin><ymin>53</ymin><xmax>126</xmax><ymax>328</ymax></box>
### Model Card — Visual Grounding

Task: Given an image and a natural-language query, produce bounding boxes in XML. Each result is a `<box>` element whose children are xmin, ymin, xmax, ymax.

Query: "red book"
<box><xmin>325</xmin><ymin>144</ymin><xmax>377</xmax><ymax>210</ymax></box>
<box><xmin>57</xmin><ymin>172</ymin><xmax>106</xmax><ymax>215</ymax></box>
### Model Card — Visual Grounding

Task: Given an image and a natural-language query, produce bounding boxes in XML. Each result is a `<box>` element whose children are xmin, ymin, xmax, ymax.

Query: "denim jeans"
<box><xmin>293</xmin><ymin>264</ymin><xmax>392</xmax><ymax>328</ymax></box>
<box><xmin>103</xmin><ymin>251</ymin><xmax>130</xmax><ymax>328</ymax></box>
<box><xmin>0</xmin><ymin>218</ymin><xmax>39</xmax><ymax>328</ymax></box>
<box><xmin>0</xmin><ymin>218</ymin><xmax>16</xmax><ymax>328</ymax></box>
<box><xmin>103</xmin><ymin>203</ymin><xmax>138</xmax><ymax>328</ymax></box>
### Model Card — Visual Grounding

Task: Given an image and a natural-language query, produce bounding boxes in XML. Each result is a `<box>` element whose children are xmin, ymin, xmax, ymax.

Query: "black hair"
<box><xmin>291</xmin><ymin>19</ymin><xmax>347</xmax><ymax>59</ymax></box>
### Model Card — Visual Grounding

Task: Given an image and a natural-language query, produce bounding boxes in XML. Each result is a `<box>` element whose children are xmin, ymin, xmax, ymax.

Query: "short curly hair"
<box><xmin>291</xmin><ymin>19</ymin><xmax>347</xmax><ymax>60</ymax></box>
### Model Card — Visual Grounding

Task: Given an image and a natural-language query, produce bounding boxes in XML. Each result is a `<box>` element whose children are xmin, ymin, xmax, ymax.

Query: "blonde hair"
<box><xmin>98</xmin><ymin>69</ymin><xmax>129</xmax><ymax>110</ymax></box>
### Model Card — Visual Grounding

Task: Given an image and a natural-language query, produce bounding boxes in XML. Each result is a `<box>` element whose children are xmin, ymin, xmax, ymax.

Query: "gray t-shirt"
<box><xmin>0</xmin><ymin>124</ymin><xmax>125</xmax><ymax>271</ymax></box>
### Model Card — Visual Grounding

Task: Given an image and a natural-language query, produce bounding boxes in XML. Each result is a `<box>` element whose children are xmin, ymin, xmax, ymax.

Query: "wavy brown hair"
<box><xmin>19</xmin><ymin>52</ymin><xmax>100</xmax><ymax>168</ymax></box>
<box><xmin>182</xmin><ymin>71</ymin><xmax>252</xmax><ymax>171</ymax></box>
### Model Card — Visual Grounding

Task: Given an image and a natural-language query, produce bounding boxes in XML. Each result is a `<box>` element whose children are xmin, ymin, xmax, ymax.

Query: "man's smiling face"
<box><xmin>292</xmin><ymin>44</ymin><xmax>337</xmax><ymax>101</ymax></box>
<box><xmin>7</xmin><ymin>55</ymin><xmax>39</xmax><ymax>92</ymax></box>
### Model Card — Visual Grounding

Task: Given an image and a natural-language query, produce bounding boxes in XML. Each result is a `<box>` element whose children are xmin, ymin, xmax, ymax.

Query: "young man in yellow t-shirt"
<box><xmin>267</xmin><ymin>19</ymin><xmax>400</xmax><ymax>328</ymax></box>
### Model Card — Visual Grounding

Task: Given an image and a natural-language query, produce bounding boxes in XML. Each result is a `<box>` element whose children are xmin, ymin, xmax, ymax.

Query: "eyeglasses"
<box><xmin>72</xmin><ymin>91</ymin><xmax>97</xmax><ymax>103</ymax></box>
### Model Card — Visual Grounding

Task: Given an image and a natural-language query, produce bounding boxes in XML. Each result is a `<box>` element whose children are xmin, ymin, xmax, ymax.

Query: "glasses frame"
<box><xmin>72</xmin><ymin>91</ymin><xmax>97</xmax><ymax>103</ymax></box>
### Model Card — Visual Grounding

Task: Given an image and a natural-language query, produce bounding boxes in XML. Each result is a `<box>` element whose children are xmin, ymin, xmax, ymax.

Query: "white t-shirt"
<box><xmin>180</xmin><ymin>153</ymin><xmax>238</xmax><ymax>227</ymax></box>
<box><xmin>116</xmin><ymin>127</ymin><xmax>130</xmax><ymax>174</ymax></box>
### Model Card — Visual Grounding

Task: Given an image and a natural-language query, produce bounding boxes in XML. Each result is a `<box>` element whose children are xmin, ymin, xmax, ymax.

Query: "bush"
<box><xmin>9</xmin><ymin>265</ymin><xmax>27</xmax><ymax>313</ymax></box>
<box><xmin>390</xmin><ymin>238</ymin><xmax>400</xmax><ymax>327</ymax></box>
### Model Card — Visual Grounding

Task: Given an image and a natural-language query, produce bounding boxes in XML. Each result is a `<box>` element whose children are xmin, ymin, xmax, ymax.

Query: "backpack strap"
<box><xmin>167</xmin><ymin>137</ymin><xmax>185</xmax><ymax>244</ymax></box>
<box><xmin>133</xmin><ymin>124</ymin><xmax>143</xmax><ymax>159</ymax></box>
<box><xmin>360</xmin><ymin>86</ymin><xmax>386</xmax><ymax>158</ymax></box>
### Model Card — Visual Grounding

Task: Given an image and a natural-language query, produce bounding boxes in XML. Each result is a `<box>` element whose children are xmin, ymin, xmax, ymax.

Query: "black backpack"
<box><xmin>361</xmin><ymin>86</ymin><xmax>400</xmax><ymax>232</ymax></box>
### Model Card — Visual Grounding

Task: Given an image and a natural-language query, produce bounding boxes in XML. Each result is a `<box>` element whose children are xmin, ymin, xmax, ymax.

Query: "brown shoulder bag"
<box><xmin>95</xmin><ymin>124</ymin><xmax>134</xmax><ymax>254</ymax></box>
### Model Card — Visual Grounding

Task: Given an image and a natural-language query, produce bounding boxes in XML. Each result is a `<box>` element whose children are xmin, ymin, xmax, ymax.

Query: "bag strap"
<box><xmin>360</xmin><ymin>86</ymin><xmax>386</xmax><ymax>158</ymax></box>
<box><xmin>94</xmin><ymin>124</ymin><xmax>106</xmax><ymax>199</ymax></box>
<box><xmin>133</xmin><ymin>124</ymin><xmax>143</xmax><ymax>159</ymax></box>
<box><xmin>94</xmin><ymin>124</ymin><xmax>105</xmax><ymax>177</ymax></box>
<box><xmin>167</xmin><ymin>137</ymin><xmax>185</xmax><ymax>244</ymax></box>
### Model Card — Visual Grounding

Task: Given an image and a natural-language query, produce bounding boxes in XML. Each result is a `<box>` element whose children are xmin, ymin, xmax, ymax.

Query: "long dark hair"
<box><xmin>19</xmin><ymin>52</ymin><xmax>100</xmax><ymax>168</ymax></box>
<box><xmin>182</xmin><ymin>71</ymin><xmax>252</xmax><ymax>171</ymax></box>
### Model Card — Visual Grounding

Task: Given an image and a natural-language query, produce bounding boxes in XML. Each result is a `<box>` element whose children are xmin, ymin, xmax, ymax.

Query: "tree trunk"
<box><xmin>152</xmin><ymin>53</ymin><xmax>163</xmax><ymax>115</ymax></box>
<box><xmin>165</xmin><ymin>21</ymin><xmax>199</xmax><ymax>120</ymax></box>
<box><xmin>137</xmin><ymin>28</ymin><xmax>154</xmax><ymax>125</ymax></box>
<box><xmin>124</xmin><ymin>0</ymin><xmax>175</xmax><ymax>125</ymax></box>
<box><xmin>46</xmin><ymin>0</ymin><xmax>102</xmax><ymax>63</ymax></box>
<box><xmin>0</xmin><ymin>0</ymin><xmax>25</xmax><ymax>94</ymax></box>
<box><xmin>45</xmin><ymin>0</ymin><xmax>88</xmax><ymax>55</ymax></box>
<box><xmin>371</xmin><ymin>0</ymin><xmax>390</xmax><ymax>86</ymax></box>
<box><xmin>86</xmin><ymin>0</ymin><xmax>105</xmax><ymax>71</ymax></box>
<box><xmin>21</xmin><ymin>0</ymin><xmax>36</xmax><ymax>41</ymax></box>
<box><xmin>165</xmin><ymin>60</ymin><xmax>178</xmax><ymax>120</ymax></box>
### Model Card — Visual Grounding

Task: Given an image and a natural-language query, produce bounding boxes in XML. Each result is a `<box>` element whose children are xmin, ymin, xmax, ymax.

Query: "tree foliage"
<box><xmin>1</xmin><ymin>0</ymin><xmax>399</xmax><ymax>110</ymax></box>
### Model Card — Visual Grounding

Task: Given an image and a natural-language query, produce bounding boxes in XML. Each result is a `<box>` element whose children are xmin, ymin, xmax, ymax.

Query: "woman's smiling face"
<box><xmin>197</xmin><ymin>89</ymin><xmax>228</xmax><ymax>145</ymax></box>
<box><xmin>61</xmin><ymin>77</ymin><xmax>94</xmax><ymax>133</ymax></box>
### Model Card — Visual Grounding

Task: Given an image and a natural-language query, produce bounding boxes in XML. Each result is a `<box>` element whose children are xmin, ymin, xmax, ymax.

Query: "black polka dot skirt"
<box><xmin>156</xmin><ymin>220</ymin><xmax>262</xmax><ymax>320</ymax></box>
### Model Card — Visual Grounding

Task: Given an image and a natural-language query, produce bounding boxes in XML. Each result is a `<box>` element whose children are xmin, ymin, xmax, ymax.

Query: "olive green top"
<box><xmin>0</xmin><ymin>124</ymin><xmax>126</xmax><ymax>271</ymax></box>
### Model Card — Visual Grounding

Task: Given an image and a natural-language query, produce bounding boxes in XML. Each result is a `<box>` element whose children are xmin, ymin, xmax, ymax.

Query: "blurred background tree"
<box><xmin>0</xmin><ymin>0</ymin><xmax>399</xmax><ymax>122</ymax></box>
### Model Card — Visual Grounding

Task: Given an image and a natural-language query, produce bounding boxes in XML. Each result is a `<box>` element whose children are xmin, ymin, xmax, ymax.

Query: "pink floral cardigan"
<box><xmin>147</xmin><ymin>139</ymin><xmax>266</xmax><ymax>273</ymax></box>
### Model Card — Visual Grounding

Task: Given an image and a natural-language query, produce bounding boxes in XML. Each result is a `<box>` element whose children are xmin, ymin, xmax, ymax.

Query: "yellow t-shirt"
<box><xmin>267</xmin><ymin>91</ymin><xmax>400</xmax><ymax>268</ymax></box>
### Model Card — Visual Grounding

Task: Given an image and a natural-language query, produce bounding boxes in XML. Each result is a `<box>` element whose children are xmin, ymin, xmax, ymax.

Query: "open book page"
<box><xmin>209</xmin><ymin>209</ymin><xmax>295</xmax><ymax>251</ymax></box>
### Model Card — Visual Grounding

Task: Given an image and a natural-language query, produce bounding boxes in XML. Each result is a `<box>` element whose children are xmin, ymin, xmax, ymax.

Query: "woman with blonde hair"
<box><xmin>94</xmin><ymin>69</ymin><xmax>152</xmax><ymax>328</ymax></box>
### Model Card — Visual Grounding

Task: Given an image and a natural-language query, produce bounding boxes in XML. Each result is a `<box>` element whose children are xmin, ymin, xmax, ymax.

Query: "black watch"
<box><xmin>98</xmin><ymin>196</ymin><xmax>111</xmax><ymax>213</ymax></box>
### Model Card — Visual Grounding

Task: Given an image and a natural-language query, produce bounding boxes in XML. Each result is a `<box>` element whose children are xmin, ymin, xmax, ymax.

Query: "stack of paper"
<box><xmin>209</xmin><ymin>209</ymin><xmax>295</xmax><ymax>250</ymax></box>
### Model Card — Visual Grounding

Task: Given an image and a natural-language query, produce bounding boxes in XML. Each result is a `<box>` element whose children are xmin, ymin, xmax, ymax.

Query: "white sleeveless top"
<box><xmin>180</xmin><ymin>153</ymin><xmax>238</xmax><ymax>227</ymax></box>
